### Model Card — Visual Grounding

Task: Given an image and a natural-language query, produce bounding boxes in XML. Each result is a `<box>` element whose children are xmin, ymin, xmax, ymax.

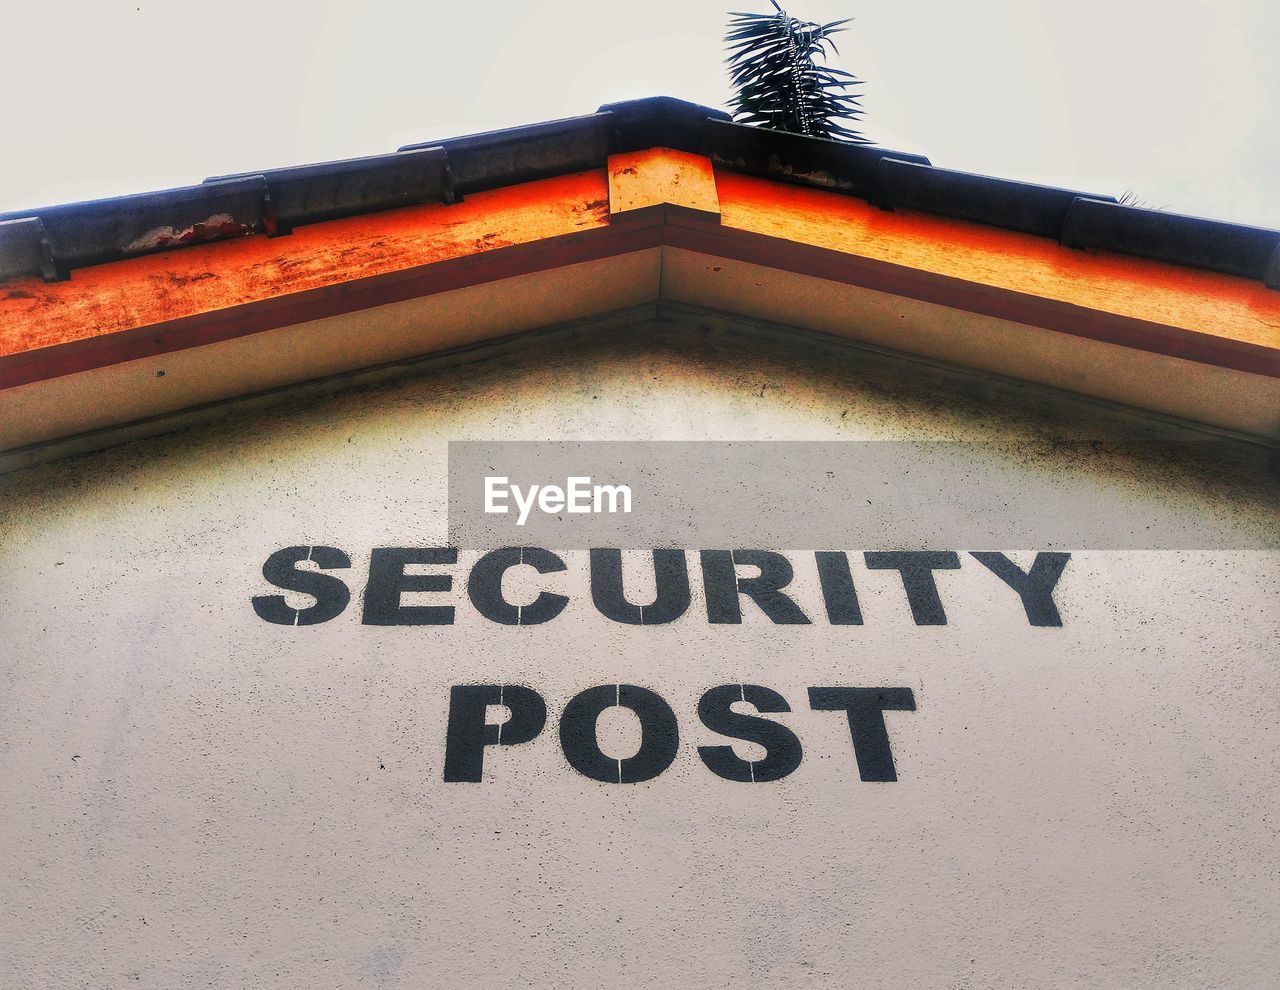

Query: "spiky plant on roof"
<box><xmin>725</xmin><ymin>1</ymin><xmax>867</xmax><ymax>143</ymax></box>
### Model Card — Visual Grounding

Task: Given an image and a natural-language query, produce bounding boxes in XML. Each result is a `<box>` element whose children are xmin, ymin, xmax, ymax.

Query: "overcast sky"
<box><xmin>2</xmin><ymin>0</ymin><xmax>1276</xmax><ymax>227</ymax></box>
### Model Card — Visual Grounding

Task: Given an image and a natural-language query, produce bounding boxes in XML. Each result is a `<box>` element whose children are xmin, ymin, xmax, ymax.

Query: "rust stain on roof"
<box><xmin>124</xmin><ymin>215</ymin><xmax>253</xmax><ymax>254</ymax></box>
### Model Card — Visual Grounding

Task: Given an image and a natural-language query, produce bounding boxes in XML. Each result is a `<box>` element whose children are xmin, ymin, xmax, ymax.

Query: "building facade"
<box><xmin>2</xmin><ymin>98</ymin><xmax>1278</xmax><ymax>987</ymax></box>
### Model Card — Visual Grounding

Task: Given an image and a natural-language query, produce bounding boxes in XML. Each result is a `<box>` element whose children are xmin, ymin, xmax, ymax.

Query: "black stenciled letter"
<box><xmin>467</xmin><ymin>547</ymin><xmax>569</xmax><ymax>625</ymax></box>
<box><xmin>700</xmin><ymin>550</ymin><xmax>811</xmax><ymax>624</ymax></box>
<box><xmin>697</xmin><ymin>684</ymin><xmax>803</xmax><ymax>782</ymax></box>
<box><xmin>252</xmin><ymin>546</ymin><xmax>351</xmax><ymax>625</ymax></box>
<box><xmin>443</xmin><ymin>684</ymin><xmax>547</xmax><ymax>782</ymax></box>
<box><xmin>814</xmin><ymin>551</ymin><xmax>864</xmax><ymax>625</ymax></box>
<box><xmin>863</xmin><ymin>551</ymin><xmax>960</xmax><ymax>625</ymax></box>
<box><xmin>590</xmin><ymin>548</ymin><xmax>690</xmax><ymax>625</ymax></box>
<box><xmin>362</xmin><ymin>547</ymin><xmax>457</xmax><ymax>625</ymax></box>
<box><xmin>559</xmin><ymin>685</ymin><xmax>679</xmax><ymax>784</ymax></box>
<box><xmin>970</xmin><ymin>551</ymin><xmax>1070</xmax><ymax>627</ymax></box>
<box><xmin>809</xmin><ymin>687</ymin><xmax>917</xmax><ymax>782</ymax></box>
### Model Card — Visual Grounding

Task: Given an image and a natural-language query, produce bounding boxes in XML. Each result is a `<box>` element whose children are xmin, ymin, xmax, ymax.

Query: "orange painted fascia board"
<box><xmin>608</xmin><ymin>148</ymin><xmax>720</xmax><ymax>218</ymax></box>
<box><xmin>660</xmin><ymin>210</ymin><xmax>1280</xmax><ymax>378</ymax></box>
<box><xmin>0</xmin><ymin>170</ymin><xmax>612</xmax><ymax>383</ymax></box>
<box><xmin>714</xmin><ymin>171</ymin><xmax>1280</xmax><ymax>355</ymax></box>
<box><xmin>1</xmin><ymin>147</ymin><xmax>1279</xmax><ymax>395</ymax></box>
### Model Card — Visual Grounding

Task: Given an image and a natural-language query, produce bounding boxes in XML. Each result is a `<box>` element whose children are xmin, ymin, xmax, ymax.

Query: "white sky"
<box><xmin>2</xmin><ymin>0</ymin><xmax>1276</xmax><ymax>227</ymax></box>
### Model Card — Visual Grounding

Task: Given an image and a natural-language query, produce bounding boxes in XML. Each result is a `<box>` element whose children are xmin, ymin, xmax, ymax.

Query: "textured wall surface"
<box><xmin>2</xmin><ymin>316</ymin><xmax>1278</xmax><ymax>988</ymax></box>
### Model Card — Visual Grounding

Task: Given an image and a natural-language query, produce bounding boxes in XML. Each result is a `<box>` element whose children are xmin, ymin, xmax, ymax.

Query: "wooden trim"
<box><xmin>4</xmin><ymin>205</ymin><xmax>1280</xmax><ymax>390</ymax></box>
<box><xmin>659</xmin><ymin>213</ymin><xmax>1280</xmax><ymax>379</ymax></box>
<box><xmin>0</xmin><ymin>218</ymin><xmax>665</xmax><ymax>390</ymax></box>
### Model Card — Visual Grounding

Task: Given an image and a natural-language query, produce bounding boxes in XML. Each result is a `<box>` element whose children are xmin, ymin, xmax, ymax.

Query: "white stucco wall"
<box><xmin>2</xmin><ymin>315</ymin><xmax>1278</xmax><ymax>988</ymax></box>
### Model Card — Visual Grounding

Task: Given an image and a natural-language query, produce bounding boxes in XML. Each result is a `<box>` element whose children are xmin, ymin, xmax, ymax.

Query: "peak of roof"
<box><xmin>1</xmin><ymin>96</ymin><xmax>1277</xmax><ymax>289</ymax></box>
